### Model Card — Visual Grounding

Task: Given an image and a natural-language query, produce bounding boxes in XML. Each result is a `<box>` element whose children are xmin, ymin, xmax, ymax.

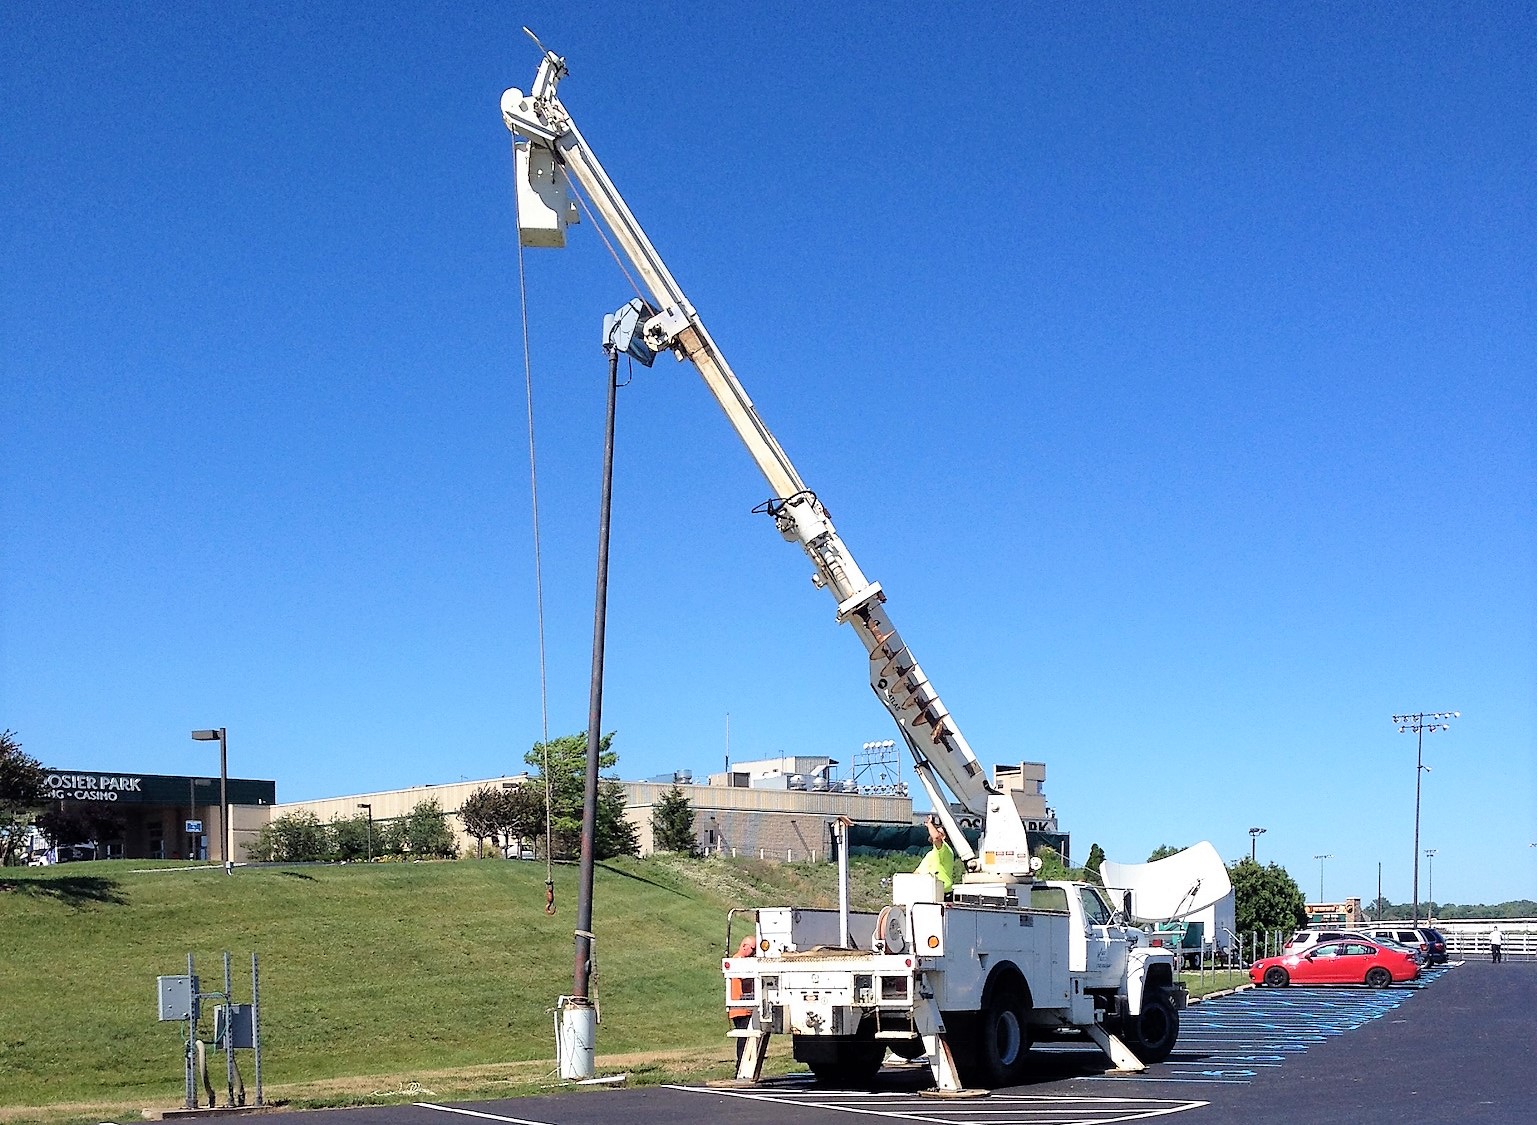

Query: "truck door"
<box><xmin>1078</xmin><ymin>886</ymin><xmax>1128</xmax><ymax>985</ymax></box>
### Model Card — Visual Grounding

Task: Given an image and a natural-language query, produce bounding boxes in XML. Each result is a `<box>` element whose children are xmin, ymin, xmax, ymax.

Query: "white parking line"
<box><xmin>667</xmin><ymin>1085</ymin><xmax>1206</xmax><ymax>1124</ymax></box>
<box><xmin>416</xmin><ymin>1104</ymin><xmax>559</xmax><ymax>1125</ymax></box>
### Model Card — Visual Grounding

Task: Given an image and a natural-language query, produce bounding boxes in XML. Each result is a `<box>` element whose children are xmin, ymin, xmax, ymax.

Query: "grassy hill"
<box><xmin>0</xmin><ymin>854</ymin><xmax>906</xmax><ymax>1123</ymax></box>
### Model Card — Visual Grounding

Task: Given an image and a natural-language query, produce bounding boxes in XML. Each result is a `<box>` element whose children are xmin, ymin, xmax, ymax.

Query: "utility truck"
<box><xmin>501</xmin><ymin>40</ymin><xmax>1230</xmax><ymax>1092</ymax></box>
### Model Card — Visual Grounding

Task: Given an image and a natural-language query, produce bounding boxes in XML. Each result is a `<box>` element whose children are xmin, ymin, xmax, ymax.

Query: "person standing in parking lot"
<box><xmin>1489</xmin><ymin>924</ymin><xmax>1503</xmax><ymax>963</ymax></box>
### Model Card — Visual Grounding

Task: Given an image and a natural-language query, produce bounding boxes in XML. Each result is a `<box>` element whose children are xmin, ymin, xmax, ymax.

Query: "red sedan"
<box><xmin>1248</xmin><ymin>939</ymin><xmax>1420</xmax><ymax>989</ymax></box>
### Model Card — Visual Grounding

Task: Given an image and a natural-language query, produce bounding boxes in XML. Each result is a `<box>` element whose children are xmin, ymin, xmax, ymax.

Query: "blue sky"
<box><xmin>4</xmin><ymin>3</ymin><xmax>1532</xmax><ymax>906</ymax></box>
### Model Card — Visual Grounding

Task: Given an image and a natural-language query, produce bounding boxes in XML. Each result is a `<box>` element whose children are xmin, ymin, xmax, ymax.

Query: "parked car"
<box><xmin>1420</xmin><ymin>927</ymin><xmax>1449</xmax><ymax>965</ymax></box>
<box><xmin>1250</xmin><ymin>939</ymin><xmax>1420</xmax><ymax>989</ymax></box>
<box><xmin>1284</xmin><ymin>928</ymin><xmax>1424</xmax><ymax>963</ymax></box>
<box><xmin>1284</xmin><ymin>929</ymin><xmax>1373</xmax><ymax>954</ymax></box>
<box><xmin>1359</xmin><ymin>925</ymin><xmax>1443</xmax><ymax>965</ymax></box>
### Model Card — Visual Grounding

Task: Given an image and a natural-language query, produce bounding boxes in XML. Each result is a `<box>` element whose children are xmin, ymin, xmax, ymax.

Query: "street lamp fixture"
<box><xmin>1424</xmin><ymin>848</ymin><xmax>1437</xmax><ymax>922</ymax></box>
<box><xmin>1248</xmin><ymin>827</ymin><xmax>1267</xmax><ymax>863</ymax></box>
<box><xmin>191</xmin><ymin>728</ymin><xmax>229</xmax><ymax>874</ymax></box>
<box><xmin>357</xmin><ymin>803</ymin><xmax>373</xmax><ymax>861</ymax></box>
<box><xmin>1313</xmin><ymin>854</ymin><xmax>1332</xmax><ymax>904</ymax></box>
<box><xmin>1393</xmin><ymin>710</ymin><xmax>1458</xmax><ymax>925</ymax></box>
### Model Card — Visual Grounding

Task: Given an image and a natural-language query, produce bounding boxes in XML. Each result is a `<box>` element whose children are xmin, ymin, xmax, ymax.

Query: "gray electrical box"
<box><xmin>214</xmin><ymin>1004</ymin><xmax>255</xmax><ymax>1049</ymax></box>
<box><xmin>157</xmin><ymin>975</ymin><xmax>199</xmax><ymax>1022</ymax></box>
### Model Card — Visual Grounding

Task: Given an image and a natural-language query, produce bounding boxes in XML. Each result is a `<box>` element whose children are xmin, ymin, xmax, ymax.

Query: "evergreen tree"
<box><xmin>651</xmin><ymin>785</ymin><xmax>700</xmax><ymax>855</ymax></box>
<box><xmin>524</xmin><ymin>732</ymin><xmax>638</xmax><ymax>860</ymax></box>
<box><xmin>1083</xmin><ymin>842</ymin><xmax>1107</xmax><ymax>885</ymax></box>
<box><xmin>1147</xmin><ymin>844</ymin><xmax>1183</xmax><ymax>862</ymax></box>
<box><xmin>597</xmin><ymin>779</ymin><xmax>640</xmax><ymax>859</ymax></box>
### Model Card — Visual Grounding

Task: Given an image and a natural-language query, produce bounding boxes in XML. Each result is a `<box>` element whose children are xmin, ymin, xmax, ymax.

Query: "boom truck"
<box><xmin>501</xmin><ymin>41</ymin><xmax>1230</xmax><ymax>1092</ymax></box>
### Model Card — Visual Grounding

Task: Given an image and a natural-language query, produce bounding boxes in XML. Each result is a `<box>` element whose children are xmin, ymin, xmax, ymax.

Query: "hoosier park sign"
<box><xmin>42</xmin><ymin>773</ymin><xmax>147</xmax><ymax>802</ymax></box>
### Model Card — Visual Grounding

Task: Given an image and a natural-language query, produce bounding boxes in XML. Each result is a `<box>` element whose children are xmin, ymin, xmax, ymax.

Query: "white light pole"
<box><xmin>191</xmin><ymin>728</ymin><xmax>229</xmax><ymax>873</ymax></box>
<box><xmin>1314</xmin><ymin>854</ymin><xmax>1332</xmax><ymax>903</ymax></box>
<box><xmin>1393</xmin><ymin>711</ymin><xmax>1458</xmax><ymax>925</ymax></box>
<box><xmin>1249</xmin><ymin>826</ymin><xmax>1267</xmax><ymax>863</ymax></box>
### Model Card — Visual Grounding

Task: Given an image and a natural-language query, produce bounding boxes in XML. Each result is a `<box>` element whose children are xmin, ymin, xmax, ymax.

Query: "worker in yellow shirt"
<box><xmin>915</xmin><ymin>814</ymin><xmax>959</xmax><ymax>895</ymax></box>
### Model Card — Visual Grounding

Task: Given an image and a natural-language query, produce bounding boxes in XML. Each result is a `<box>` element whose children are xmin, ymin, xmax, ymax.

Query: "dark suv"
<box><xmin>1421</xmin><ymin>927</ymin><xmax>1449</xmax><ymax>964</ymax></box>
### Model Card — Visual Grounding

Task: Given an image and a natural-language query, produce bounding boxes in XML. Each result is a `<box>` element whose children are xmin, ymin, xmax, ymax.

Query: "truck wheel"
<box><xmin>804</xmin><ymin>1042</ymin><xmax>885</xmax><ymax>1088</ymax></box>
<box><xmin>1124</xmin><ymin>991</ymin><xmax>1179</xmax><ymax>1064</ymax></box>
<box><xmin>974</xmin><ymin>981</ymin><xmax>1032</xmax><ymax>1087</ymax></box>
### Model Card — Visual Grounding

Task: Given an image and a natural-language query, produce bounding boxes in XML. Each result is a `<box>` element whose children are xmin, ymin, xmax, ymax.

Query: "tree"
<box><xmin>0</xmin><ymin>730</ymin><xmax>46</xmax><ymax>866</ymax></box>
<box><xmin>597</xmin><ymin>780</ymin><xmax>640</xmax><ymax>859</ymax></box>
<box><xmin>650</xmin><ymin>785</ymin><xmax>700</xmax><ymax>855</ymax></box>
<box><xmin>1147</xmin><ymin>844</ymin><xmax>1183</xmax><ymax>862</ymax></box>
<box><xmin>330</xmin><ymin>813</ymin><xmax>372</xmax><ymax>862</ymax></box>
<box><xmin>1083</xmin><ymin>843</ymin><xmax>1107</xmax><ymax>886</ymax></box>
<box><xmin>1228</xmin><ymin>858</ymin><xmax>1308</xmax><ymax>939</ymax></box>
<box><xmin>501</xmin><ymin>782</ymin><xmax>548</xmax><ymax>857</ymax></box>
<box><xmin>401</xmin><ymin>799</ymin><xmax>458</xmax><ymax>859</ymax></box>
<box><xmin>248</xmin><ymin>810</ymin><xmax>328</xmax><ymax>862</ymax></box>
<box><xmin>525</xmin><ymin>732</ymin><xmax>638</xmax><ymax>860</ymax></box>
<box><xmin>459</xmin><ymin>786</ymin><xmax>504</xmax><ymax>859</ymax></box>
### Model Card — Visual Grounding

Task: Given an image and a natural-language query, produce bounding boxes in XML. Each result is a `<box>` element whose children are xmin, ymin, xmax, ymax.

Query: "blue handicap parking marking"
<box><xmin>1087</xmin><ymin>974</ymin><xmax>1436</xmax><ymax>1087</ymax></box>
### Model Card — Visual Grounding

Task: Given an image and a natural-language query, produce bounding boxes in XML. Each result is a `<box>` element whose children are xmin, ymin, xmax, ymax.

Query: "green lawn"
<box><xmin>0</xmin><ymin>857</ymin><xmax>761</xmax><ymax>1119</ymax></box>
<box><xmin>0</xmin><ymin>855</ymin><xmax>1246</xmax><ymax>1123</ymax></box>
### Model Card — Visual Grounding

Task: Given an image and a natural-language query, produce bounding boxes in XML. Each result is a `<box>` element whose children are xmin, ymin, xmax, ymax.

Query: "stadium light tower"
<box><xmin>1249</xmin><ymin>827</ymin><xmax>1266</xmax><ymax>862</ymax></box>
<box><xmin>1313</xmin><ymin>854</ymin><xmax>1332</xmax><ymax>903</ymax></box>
<box><xmin>1393</xmin><ymin>711</ymin><xmax>1458</xmax><ymax>925</ymax></box>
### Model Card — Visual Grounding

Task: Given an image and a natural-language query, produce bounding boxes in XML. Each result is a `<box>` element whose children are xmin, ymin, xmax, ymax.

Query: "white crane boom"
<box><xmin>503</xmin><ymin>46</ymin><xmax>1040</xmax><ymax>872</ymax></box>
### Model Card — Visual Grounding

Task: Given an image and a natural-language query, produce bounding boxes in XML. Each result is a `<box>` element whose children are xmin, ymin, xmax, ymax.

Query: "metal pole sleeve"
<box><xmin>573</xmin><ymin>348</ymin><xmax>619</xmax><ymax>1003</ymax></box>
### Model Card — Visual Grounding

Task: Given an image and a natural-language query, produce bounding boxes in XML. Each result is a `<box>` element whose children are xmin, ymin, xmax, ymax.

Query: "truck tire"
<box><xmin>1123</xmin><ymin>990</ymin><xmax>1179</xmax><ymax>1064</ymax></box>
<box><xmin>969</xmin><ymin>980</ymin><xmax>1032</xmax><ymax>1088</ymax></box>
<box><xmin>798</xmin><ymin>1039</ymin><xmax>885</xmax><ymax>1088</ymax></box>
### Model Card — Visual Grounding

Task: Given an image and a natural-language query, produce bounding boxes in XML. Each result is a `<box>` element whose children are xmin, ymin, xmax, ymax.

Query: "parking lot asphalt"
<box><xmin>1212</xmin><ymin>959</ymin><xmax>1536</xmax><ymax>1123</ymax></box>
<box><xmin>255</xmin><ymin>960</ymin><xmax>1534</xmax><ymax>1125</ymax></box>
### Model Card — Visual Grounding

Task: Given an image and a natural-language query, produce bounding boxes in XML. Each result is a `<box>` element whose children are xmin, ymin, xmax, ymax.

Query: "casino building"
<box><xmin>37</xmin><ymin>769</ymin><xmax>276</xmax><ymax>862</ymax></box>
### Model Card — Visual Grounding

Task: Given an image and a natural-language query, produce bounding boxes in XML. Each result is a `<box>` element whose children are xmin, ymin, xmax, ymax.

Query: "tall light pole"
<box><xmin>191</xmin><ymin>728</ymin><xmax>229</xmax><ymax>873</ymax></box>
<box><xmin>1393</xmin><ymin>711</ymin><xmax>1458</xmax><ymax>925</ymax></box>
<box><xmin>357</xmin><ymin>803</ymin><xmax>373</xmax><ymax>861</ymax></box>
<box><xmin>1424</xmin><ymin>848</ymin><xmax>1437</xmax><ymax>921</ymax></box>
<box><xmin>1313</xmin><ymin>854</ymin><xmax>1332</xmax><ymax>903</ymax></box>
<box><xmin>1249</xmin><ymin>827</ymin><xmax>1267</xmax><ymax>863</ymax></box>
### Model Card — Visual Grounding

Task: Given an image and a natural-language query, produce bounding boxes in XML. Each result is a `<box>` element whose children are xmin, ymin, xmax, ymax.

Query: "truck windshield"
<box><xmin>1079</xmin><ymin>887</ymin><xmax>1114</xmax><ymax>926</ymax></box>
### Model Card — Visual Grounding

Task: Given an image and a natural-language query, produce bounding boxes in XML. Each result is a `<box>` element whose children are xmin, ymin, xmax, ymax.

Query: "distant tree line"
<box><xmin>1368</xmin><ymin>896</ymin><xmax>1537</xmax><ymax>921</ymax></box>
